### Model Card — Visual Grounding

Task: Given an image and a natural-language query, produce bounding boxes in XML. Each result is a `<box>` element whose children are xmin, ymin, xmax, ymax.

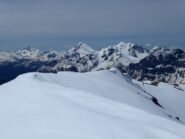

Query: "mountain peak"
<box><xmin>150</xmin><ymin>46</ymin><xmax>160</xmax><ymax>53</ymax></box>
<box><xmin>22</xmin><ymin>46</ymin><xmax>39</xmax><ymax>52</ymax></box>
<box><xmin>116</xmin><ymin>42</ymin><xmax>135</xmax><ymax>48</ymax></box>
<box><xmin>77</xmin><ymin>42</ymin><xmax>86</xmax><ymax>47</ymax></box>
<box><xmin>151</xmin><ymin>47</ymin><xmax>173</xmax><ymax>57</ymax></box>
<box><xmin>14</xmin><ymin>47</ymin><xmax>40</xmax><ymax>59</ymax></box>
<box><xmin>115</xmin><ymin>42</ymin><xmax>149</xmax><ymax>53</ymax></box>
<box><xmin>67</xmin><ymin>42</ymin><xmax>95</xmax><ymax>57</ymax></box>
<box><xmin>77</xmin><ymin>42</ymin><xmax>94</xmax><ymax>51</ymax></box>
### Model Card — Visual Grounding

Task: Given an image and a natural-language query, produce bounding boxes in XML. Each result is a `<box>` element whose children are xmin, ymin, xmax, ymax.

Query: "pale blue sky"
<box><xmin>0</xmin><ymin>0</ymin><xmax>185</xmax><ymax>50</ymax></box>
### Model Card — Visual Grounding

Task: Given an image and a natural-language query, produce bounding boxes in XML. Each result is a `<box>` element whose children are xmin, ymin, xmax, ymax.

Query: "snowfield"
<box><xmin>134</xmin><ymin>80</ymin><xmax>185</xmax><ymax>124</ymax></box>
<box><xmin>0</xmin><ymin>69</ymin><xmax>185</xmax><ymax>139</ymax></box>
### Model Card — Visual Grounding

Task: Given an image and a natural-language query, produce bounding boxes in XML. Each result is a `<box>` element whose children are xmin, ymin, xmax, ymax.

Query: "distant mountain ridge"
<box><xmin>128</xmin><ymin>47</ymin><xmax>185</xmax><ymax>84</ymax></box>
<box><xmin>0</xmin><ymin>42</ymin><xmax>184</xmax><ymax>84</ymax></box>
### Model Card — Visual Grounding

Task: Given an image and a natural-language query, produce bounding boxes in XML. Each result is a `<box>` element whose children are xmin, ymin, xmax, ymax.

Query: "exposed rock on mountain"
<box><xmin>128</xmin><ymin>48</ymin><xmax>185</xmax><ymax>84</ymax></box>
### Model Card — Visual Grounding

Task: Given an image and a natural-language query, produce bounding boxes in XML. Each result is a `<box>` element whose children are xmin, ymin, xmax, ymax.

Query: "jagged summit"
<box><xmin>67</xmin><ymin>42</ymin><xmax>95</xmax><ymax>57</ymax></box>
<box><xmin>112</xmin><ymin>42</ymin><xmax>149</xmax><ymax>56</ymax></box>
<box><xmin>150</xmin><ymin>46</ymin><xmax>160</xmax><ymax>53</ymax></box>
<box><xmin>14</xmin><ymin>47</ymin><xmax>40</xmax><ymax>59</ymax></box>
<box><xmin>115</xmin><ymin>42</ymin><xmax>148</xmax><ymax>52</ymax></box>
<box><xmin>116</xmin><ymin>42</ymin><xmax>135</xmax><ymax>48</ymax></box>
<box><xmin>19</xmin><ymin>46</ymin><xmax>40</xmax><ymax>53</ymax></box>
<box><xmin>151</xmin><ymin>47</ymin><xmax>185</xmax><ymax>58</ymax></box>
<box><xmin>77</xmin><ymin>42</ymin><xmax>93</xmax><ymax>50</ymax></box>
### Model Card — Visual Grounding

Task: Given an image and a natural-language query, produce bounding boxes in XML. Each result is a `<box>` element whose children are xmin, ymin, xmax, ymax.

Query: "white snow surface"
<box><xmin>134</xmin><ymin>80</ymin><xmax>185</xmax><ymax>124</ymax></box>
<box><xmin>0</xmin><ymin>69</ymin><xmax>185</xmax><ymax>139</ymax></box>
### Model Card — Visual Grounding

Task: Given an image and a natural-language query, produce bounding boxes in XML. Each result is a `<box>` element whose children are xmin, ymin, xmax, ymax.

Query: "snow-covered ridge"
<box><xmin>0</xmin><ymin>69</ymin><xmax>185</xmax><ymax>139</ymax></box>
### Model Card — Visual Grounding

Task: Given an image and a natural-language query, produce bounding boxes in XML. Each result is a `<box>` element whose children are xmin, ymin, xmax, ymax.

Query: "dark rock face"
<box><xmin>128</xmin><ymin>48</ymin><xmax>185</xmax><ymax>84</ymax></box>
<box><xmin>128</xmin><ymin>45</ymin><xmax>149</xmax><ymax>58</ymax></box>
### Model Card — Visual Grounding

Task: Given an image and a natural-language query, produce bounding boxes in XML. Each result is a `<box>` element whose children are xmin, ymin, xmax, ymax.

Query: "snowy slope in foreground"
<box><xmin>134</xmin><ymin>80</ymin><xmax>185</xmax><ymax>124</ymax></box>
<box><xmin>0</xmin><ymin>69</ymin><xmax>185</xmax><ymax>139</ymax></box>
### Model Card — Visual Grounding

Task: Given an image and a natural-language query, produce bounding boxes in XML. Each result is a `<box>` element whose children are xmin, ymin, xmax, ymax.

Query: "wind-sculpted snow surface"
<box><xmin>0</xmin><ymin>69</ymin><xmax>185</xmax><ymax>139</ymax></box>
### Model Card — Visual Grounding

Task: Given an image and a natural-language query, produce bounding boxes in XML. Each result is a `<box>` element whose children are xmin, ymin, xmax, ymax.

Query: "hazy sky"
<box><xmin>0</xmin><ymin>0</ymin><xmax>185</xmax><ymax>50</ymax></box>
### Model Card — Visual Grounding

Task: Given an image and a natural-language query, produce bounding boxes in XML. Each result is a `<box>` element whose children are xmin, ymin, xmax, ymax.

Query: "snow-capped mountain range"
<box><xmin>0</xmin><ymin>42</ymin><xmax>149</xmax><ymax>84</ymax></box>
<box><xmin>0</xmin><ymin>42</ymin><xmax>184</xmax><ymax>84</ymax></box>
